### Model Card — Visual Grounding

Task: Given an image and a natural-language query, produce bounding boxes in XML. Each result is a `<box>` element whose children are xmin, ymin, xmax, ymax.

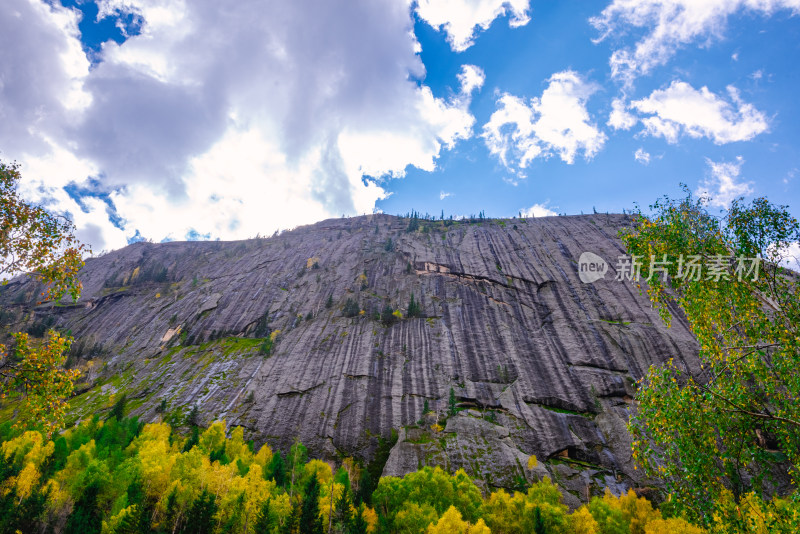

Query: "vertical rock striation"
<box><xmin>0</xmin><ymin>214</ymin><xmax>699</xmax><ymax>504</ymax></box>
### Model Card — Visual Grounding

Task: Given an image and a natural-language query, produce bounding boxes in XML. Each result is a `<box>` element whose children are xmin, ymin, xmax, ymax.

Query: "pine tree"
<box><xmin>299</xmin><ymin>474</ymin><xmax>323</xmax><ymax>534</ymax></box>
<box><xmin>108</xmin><ymin>394</ymin><xmax>127</xmax><ymax>420</ymax></box>
<box><xmin>267</xmin><ymin>451</ymin><xmax>286</xmax><ymax>487</ymax></box>
<box><xmin>407</xmin><ymin>293</ymin><xmax>421</xmax><ymax>318</ymax></box>
<box><xmin>279</xmin><ymin>502</ymin><xmax>299</xmax><ymax>534</ymax></box>
<box><xmin>124</xmin><ymin>477</ymin><xmax>150</xmax><ymax>533</ymax></box>
<box><xmin>343</xmin><ymin>298</ymin><xmax>360</xmax><ymax>318</ymax></box>
<box><xmin>182</xmin><ymin>425</ymin><xmax>199</xmax><ymax>452</ymax></box>
<box><xmin>351</xmin><ymin>507</ymin><xmax>368</xmax><ymax>534</ymax></box>
<box><xmin>0</xmin><ymin>485</ymin><xmax>48</xmax><ymax>534</ymax></box>
<box><xmin>448</xmin><ymin>387</ymin><xmax>457</xmax><ymax>416</ymax></box>
<box><xmin>112</xmin><ymin>505</ymin><xmax>142</xmax><ymax>534</ymax></box>
<box><xmin>180</xmin><ymin>489</ymin><xmax>217</xmax><ymax>534</ymax></box>
<box><xmin>186</xmin><ymin>404</ymin><xmax>200</xmax><ymax>427</ymax></box>
<box><xmin>406</xmin><ymin>212</ymin><xmax>420</xmax><ymax>233</ymax></box>
<box><xmin>253</xmin><ymin>498</ymin><xmax>273</xmax><ymax>533</ymax></box>
<box><xmin>52</xmin><ymin>436</ymin><xmax>69</xmax><ymax>472</ymax></box>
<box><xmin>334</xmin><ymin>466</ymin><xmax>351</xmax><ymax>493</ymax></box>
<box><xmin>333</xmin><ymin>488</ymin><xmax>353</xmax><ymax>533</ymax></box>
<box><xmin>354</xmin><ymin>470</ymin><xmax>372</xmax><ymax>506</ymax></box>
<box><xmin>126</xmin><ymin>477</ymin><xmax>146</xmax><ymax>507</ymax></box>
<box><xmin>380</xmin><ymin>305</ymin><xmax>395</xmax><ymax>326</ymax></box>
<box><xmin>325</xmin><ymin>293</ymin><xmax>334</xmax><ymax>309</ymax></box>
<box><xmin>287</xmin><ymin>440</ymin><xmax>307</xmax><ymax>499</ymax></box>
<box><xmin>64</xmin><ymin>481</ymin><xmax>102</xmax><ymax>534</ymax></box>
<box><xmin>222</xmin><ymin>493</ymin><xmax>245</xmax><ymax>532</ymax></box>
<box><xmin>161</xmin><ymin>488</ymin><xmax>179</xmax><ymax>534</ymax></box>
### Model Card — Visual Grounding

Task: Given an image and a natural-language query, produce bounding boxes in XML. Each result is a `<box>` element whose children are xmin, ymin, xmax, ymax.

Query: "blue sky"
<box><xmin>1</xmin><ymin>0</ymin><xmax>799</xmax><ymax>252</ymax></box>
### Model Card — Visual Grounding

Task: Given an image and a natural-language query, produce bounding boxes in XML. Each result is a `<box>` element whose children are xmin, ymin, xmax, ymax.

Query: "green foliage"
<box><xmin>333</xmin><ymin>486</ymin><xmax>354</xmax><ymax>531</ymax></box>
<box><xmin>300</xmin><ymin>471</ymin><xmax>324</xmax><ymax>534</ymax></box>
<box><xmin>351</xmin><ymin>506</ymin><xmax>369</xmax><ymax>534</ymax></box>
<box><xmin>419</xmin><ymin>399</ymin><xmax>430</xmax><ymax>424</ymax></box>
<box><xmin>0</xmin><ymin>160</ymin><xmax>87</xmax><ymax>301</ymax></box>
<box><xmin>588</xmin><ymin>495</ymin><xmax>628</xmax><ymax>534</ymax></box>
<box><xmin>253</xmin><ymin>498</ymin><xmax>274</xmax><ymax>532</ymax></box>
<box><xmin>0</xmin><ymin>414</ymin><xmax>714</xmax><ymax>534</ymax></box>
<box><xmin>326</xmin><ymin>293</ymin><xmax>334</xmax><ymax>309</ymax></box>
<box><xmin>64</xmin><ymin>481</ymin><xmax>102</xmax><ymax>534</ymax></box>
<box><xmin>343</xmin><ymin>298</ymin><xmax>360</xmax><ymax>318</ymax></box>
<box><xmin>384</xmin><ymin>237</ymin><xmax>395</xmax><ymax>251</ymax></box>
<box><xmin>252</xmin><ymin>311</ymin><xmax>271</xmax><ymax>338</ymax></box>
<box><xmin>373</xmin><ymin>466</ymin><xmax>484</xmax><ymax>528</ymax></box>
<box><xmin>483</xmin><ymin>478</ymin><xmax>570</xmax><ymax>534</ymax></box>
<box><xmin>267</xmin><ymin>451</ymin><xmax>287</xmax><ymax>487</ymax></box>
<box><xmin>180</xmin><ymin>488</ymin><xmax>217</xmax><ymax>534</ymax></box>
<box><xmin>108</xmin><ymin>394</ymin><xmax>127</xmax><ymax>421</ymax></box>
<box><xmin>138</xmin><ymin>262</ymin><xmax>169</xmax><ymax>284</ymax></box>
<box><xmin>406</xmin><ymin>211</ymin><xmax>420</xmax><ymax>233</ymax></box>
<box><xmin>259</xmin><ymin>336</ymin><xmax>274</xmax><ymax>356</ymax></box>
<box><xmin>448</xmin><ymin>387</ymin><xmax>457</xmax><ymax>416</ymax></box>
<box><xmin>623</xmin><ymin>190</ymin><xmax>800</xmax><ymax>527</ymax></box>
<box><xmin>0</xmin><ymin>483</ymin><xmax>49</xmax><ymax>534</ymax></box>
<box><xmin>182</xmin><ymin>425</ymin><xmax>199</xmax><ymax>452</ymax></box>
<box><xmin>360</xmin><ymin>429</ymin><xmax>399</xmax><ymax>506</ymax></box>
<box><xmin>380</xmin><ymin>304</ymin><xmax>396</xmax><ymax>326</ymax></box>
<box><xmin>26</xmin><ymin>315</ymin><xmax>55</xmax><ymax>337</ymax></box>
<box><xmin>407</xmin><ymin>292</ymin><xmax>422</xmax><ymax>318</ymax></box>
<box><xmin>287</xmin><ymin>439</ymin><xmax>309</xmax><ymax>495</ymax></box>
<box><xmin>186</xmin><ymin>404</ymin><xmax>200</xmax><ymax>427</ymax></box>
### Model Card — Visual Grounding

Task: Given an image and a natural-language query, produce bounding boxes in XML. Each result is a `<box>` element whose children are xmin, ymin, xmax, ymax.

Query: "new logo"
<box><xmin>578</xmin><ymin>252</ymin><xmax>608</xmax><ymax>283</ymax></box>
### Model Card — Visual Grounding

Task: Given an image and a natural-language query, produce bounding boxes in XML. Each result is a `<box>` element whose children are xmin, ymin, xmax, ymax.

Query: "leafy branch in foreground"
<box><xmin>1</xmin><ymin>159</ymin><xmax>87</xmax><ymax>435</ymax></box>
<box><xmin>1</xmin><ymin>160</ymin><xmax>87</xmax><ymax>302</ymax></box>
<box><xmin>622</xmin><ymin>189</ymin><xmax>800</xmax><ymax>530</ymax></box>
<box><xmin>0</xmin><ymin>332</ymin><xmax>78</xmax><ymax>436</ymax></box>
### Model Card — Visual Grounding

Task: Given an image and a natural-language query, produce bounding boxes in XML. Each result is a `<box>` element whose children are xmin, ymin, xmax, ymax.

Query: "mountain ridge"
<box><xmin>0</xmin><ymin>213</ymin><xmax>700</xmax><ymax>506</ymax></box>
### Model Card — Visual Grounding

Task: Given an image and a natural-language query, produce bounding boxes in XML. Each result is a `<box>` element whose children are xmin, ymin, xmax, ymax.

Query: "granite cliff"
<box><xmin>0</xmin><ymin>214</ymin><xmax>699</xmax><ymax>506</ymax></box>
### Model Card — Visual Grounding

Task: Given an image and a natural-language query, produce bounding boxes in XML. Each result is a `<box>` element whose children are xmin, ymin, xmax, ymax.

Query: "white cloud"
<box><xmin>1</xmin><ymin>0</ymin><xmax>484</xmax><ymax>251</ymax></box>
<box><xmin>696</xmin><ymin>156</ymin><xmax>753</xmax><ymax>208</ymax></box>
<box><xmin>521</xmin><ymin>202</ymin><xmax>557</xmax><ymax>217</ymax></box>
<box><xmin>338</xmin><ymin>64</ymin><xmax>483</xmax><ymax>180</ymax></box>
<box><xmin>439</xmin><ymin>191</ymin><xmax>452</xmax><ymax>200</ymax></box>
<box><xmin>458</xmin><ymin>64</ymin><xmax>486</xmax><ymax>95</ymax></box>
<box><xmin>416</xmin><ymin>0</ymin><xmax>531</xmax><ymax>51</ymax></box>
<box><xmin>629</xmin><ymin>81</ymin><xmax>768</xmax><ymax>144</ymax></box>
<box><xmin>482</xmin><ymin>71</ymin><xmax>607</xmax><ymax>175</ymax></box>
<box><xmin>634</xmin><ymin>147</ymin><xmax>651</xmax><ymax>164</ymax></box>
<box><xmin>778</xmin><ymin>241</ymin><xmax>800</xmax><ymax>272</ymax></box>
<box><xmin>0</xmin><ymin>0</ymin><xmax>90</xmax><ymax>156</ymax></box>
<box><xmin>591</xmin><ymin>0</ymin><xmax>800</xmax><ymax>85</ymax></box>
<box><xmin>608</xmin><ymin>97</ymin><xmax>637</xmax><ymax>130</ymax></box>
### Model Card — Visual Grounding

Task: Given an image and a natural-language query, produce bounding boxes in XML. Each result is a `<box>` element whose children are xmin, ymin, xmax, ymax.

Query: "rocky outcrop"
<box><xmin>0</xmin><ymin>214</ymin><xmax>699</xmax><ymax>503</ymax></box>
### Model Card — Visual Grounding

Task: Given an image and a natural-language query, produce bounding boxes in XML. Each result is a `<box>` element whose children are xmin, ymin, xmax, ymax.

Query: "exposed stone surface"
<box><xmin>0</xmin><ymin>214</ymin><xmax>700</xmax><ymax>501</ymax></box>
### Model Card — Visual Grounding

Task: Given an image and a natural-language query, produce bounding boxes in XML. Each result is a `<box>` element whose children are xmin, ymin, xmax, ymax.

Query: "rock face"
<box><xmin>0</xmin><ymin>214</ymin><xmax>699</xmax><ymax>504</ymax></box>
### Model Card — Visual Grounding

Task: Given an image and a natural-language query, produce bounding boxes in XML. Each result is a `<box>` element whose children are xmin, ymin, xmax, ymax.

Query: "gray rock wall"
<box><xmin>0</xmin><ymin>214</ymin><xmax>699</xmax><ymax>503</ymax></box>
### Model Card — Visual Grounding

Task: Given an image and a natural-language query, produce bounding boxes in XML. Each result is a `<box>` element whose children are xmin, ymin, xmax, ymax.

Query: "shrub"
<box><xmin>343</xmin><ymin>298</ymin><xmax>360</xmax><ymax>318</ymax></box>
<box><xmin>381</xmin><ymin>305</ymin><xmax>396</xmax><ymax>326</ymax></box>
<box><xmin>407</xmin><ymin>293</ymin><xmax>421</xmax><ymax>318</ymax></box>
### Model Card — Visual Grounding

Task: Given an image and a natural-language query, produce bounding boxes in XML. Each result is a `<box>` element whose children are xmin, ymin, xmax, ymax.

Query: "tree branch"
<box><xmin>696</xmin><ymin>382</ymin><xmax>800</xmax><ymax>428</ymax></box>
